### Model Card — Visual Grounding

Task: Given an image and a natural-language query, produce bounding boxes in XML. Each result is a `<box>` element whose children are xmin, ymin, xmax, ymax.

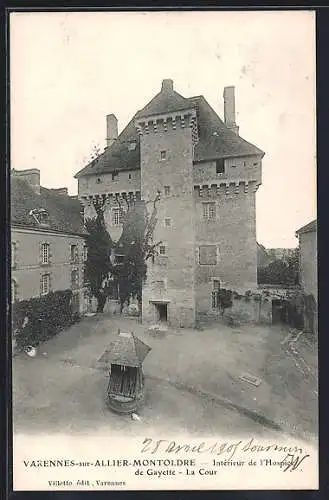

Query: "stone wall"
<box><xmin>139</xmin><ymin>119</ymin><xmax>196</xmax><ymax>327</ymax></box>
<box><xmin>299</xmin><ymin>230</ymin><xmax>317</xmax><ymax>301</ymax></box>
<box><xmin>195</xmin><ymin>183</ymin><xmax>258</xmax><ymax>316</ymax></box>
<box><xmin>78</xmin><ymin>169</ymin><xmax>141</xmax><ymax>197</ymax></box>
<box><xmin>193</xmin><ymin>155</ymin><xmax>262</xmax><ymax>185</ymax></box>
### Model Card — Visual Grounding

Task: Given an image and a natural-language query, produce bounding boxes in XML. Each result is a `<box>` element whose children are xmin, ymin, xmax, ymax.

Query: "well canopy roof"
<box><xmin>97</xmin><ymin>331</ymin><xmax>151</xmax><ymax>368</ymax></box>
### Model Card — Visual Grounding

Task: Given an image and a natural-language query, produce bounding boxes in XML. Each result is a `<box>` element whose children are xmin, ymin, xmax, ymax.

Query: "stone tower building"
<box><xmin>75</xmin><ymin>79</ymin><xmax>264</xmax><ymax>327</ymax></box>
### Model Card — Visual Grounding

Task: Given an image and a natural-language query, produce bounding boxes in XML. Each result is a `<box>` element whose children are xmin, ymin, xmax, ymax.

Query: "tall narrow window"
<box><xmin>212</xmin><ymin>291</ymin><xmax>219</xmax><ymax>309</ymax></box>
<box><xmin>164</xmin><ymin>217</ymin><xmax>172</xmax><ymax>227</ymax></box>
<box><xmin>40</xmin><ymin>274</ymin><xmax>50</xmax><ymax>295</ymax></box>
<box><xmin>203</xmin><ymin>202</ymin><xmax>216</xmax><ymax>220</ymax></box>
<box><xmin>112</xmin><ymin>208</ymin><xmax>123</xmax><ymax>226</ymax></box>
<box><xmin>160</xmin><ymin>150</ymin><xmax>167</xmax><ymax>160</ymax></box>
<box><xmin>12</xmin><ymin>279</ymin><xmax>18</xmax><ymax>303</ymax></box>
<box><xmin>12</xmin><ymin>242</ymin><xmax>17</xmax><ymax>268</ymax></box>
<box><xmin>83</xmin><ymin>245</ymin><xmax>88</xmax><ymax>262</ymax></box>
<box><xmin>71</xmin><ymin>269</ymin><xmax>79</xmax><ymax>290</ymax></box>
<box><xmin>70</xmin><ymin>244</ymin><xmax>78</xmax><ymax>263</ymax></box>
<box><xmin>216</xmin><ymin>159</ymin><xmax>225</xmax><ymax>174</ymax></box>
<box><xmin>159</xmin><ymin>245</ymin><xmax>167</xmax><ymax>256</ymax></box>
<box><xmin>41</xmin><ymin>243</ymin><xmax>50</xmax><ymax>264</ymax></box>
<box><xmin>164</xmin><ymin>186</ymin><xmax>170</xmax><ymax>196</ymax></box>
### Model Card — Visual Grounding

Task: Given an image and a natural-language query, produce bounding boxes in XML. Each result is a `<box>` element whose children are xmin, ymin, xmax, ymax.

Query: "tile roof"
<box><xmin>191</xmin><ymin>96</ymin><xmax>264</xmax><ymax>161</ymax></box>
<box><xmin>11</xmin><ymin>176</ymin><xmax>87</xmax><ymax>235</ymax></box>
<box><xmin>136</xmin><ymin>86</ymin><xmax>194</xmax><ymax>119</ymax></box>
<box><xmin>75</xmin><ymin>114</ymin><xmax>140</xmax><ymax>178</ymax></box>
<box><xmin>75</xmin><ymin>83</ymin><xmax>264</xmax><ymax>178</ymax></box>
<box><xmin>296</xmin><ymin>219</ymin><xmax>317</xmax><ymax>235</ymax></box>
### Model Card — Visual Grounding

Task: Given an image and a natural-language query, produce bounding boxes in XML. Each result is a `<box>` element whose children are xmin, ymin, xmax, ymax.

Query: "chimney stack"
<box><xmin>12</xmin><ymin>168</ymin><xmax>40</xmax><ymax>195</ymax></box>
<box><xmin>106</xmin><ymin>114</ymin><xmax>118</xmax><ymax>148</ymax></box>
<box><xmin>223</xmin><ymin>86</ymin><xmax>239</xmax><ymax>135</ymax></box>
<box><xmin>161</xmin><ymin>79</ymin><xmax>174</xmax><ymax>93</ymax></box>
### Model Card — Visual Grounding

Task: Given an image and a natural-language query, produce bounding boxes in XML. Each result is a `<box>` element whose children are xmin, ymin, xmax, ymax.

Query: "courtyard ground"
<box><xmin>12</xmin><ymin>314</ymin><xmax>317</xmax><ymax>442</ymax></box>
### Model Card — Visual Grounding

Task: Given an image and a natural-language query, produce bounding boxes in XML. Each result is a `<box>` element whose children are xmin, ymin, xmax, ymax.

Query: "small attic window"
<box><xmin>29</xmin><ymin>208</ymin><xmax>49</xmax><ymax>226</ymax></box>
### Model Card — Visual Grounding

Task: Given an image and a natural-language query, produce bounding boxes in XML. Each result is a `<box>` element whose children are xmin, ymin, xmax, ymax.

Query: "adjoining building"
<box><xmin>295</xmin><ymin>219</ymin><xmax>317</xmax><ymax>301</ymax></box>
<box><xmin>75</xmin><ymin>79</ymin><xmax>265</xmax><ymax>327</ymax></box>
<box><xmin>11</xmin><ymin>168</ymin><xmax>88</xmax><ymax>315</ymax></box>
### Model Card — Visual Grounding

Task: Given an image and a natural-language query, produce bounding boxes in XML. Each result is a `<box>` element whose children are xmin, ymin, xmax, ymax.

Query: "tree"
<box><xmin>257</xmin><ymin>248</ymin><xmax>300</xmax><ymax>287</ymax></box>
<box><xmin>84</xmin><ymin>192</ymin><xmax>161</xmax><ymax>313</ymax></box>
<box><xmin>84</xmin><ymin>209</ymin><xmax>113</xmax><ymax>312</ymax></box>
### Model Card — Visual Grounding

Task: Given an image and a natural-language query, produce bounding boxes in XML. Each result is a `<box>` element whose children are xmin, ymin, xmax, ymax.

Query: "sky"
<box><xmin>10</xmin><ymin>10</ymin><xmax>316</xmax><ymax>248</ymax></box>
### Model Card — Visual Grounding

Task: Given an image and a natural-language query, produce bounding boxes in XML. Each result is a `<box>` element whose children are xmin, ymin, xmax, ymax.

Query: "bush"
<box><xmin>12</xmin><ymin>290</ymin><xmax>77</xmax><ymax>348</ymax></box>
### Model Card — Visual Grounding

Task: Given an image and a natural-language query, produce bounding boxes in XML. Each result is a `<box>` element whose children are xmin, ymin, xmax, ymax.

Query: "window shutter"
<box><xmin>39</xmin><ymin>242</ymin><xmax>43</xmax><ymax>265</ymax></box>
<box><xmin>40</xmin><ymin>273</ymin><xmax>43</xmax><ymax>295</ymax></box>
<box><xmin>48</xmin><ymin>242</ymin><xmax>52</xmax><ymax>264</ymax></box>
<box><xmin>199</xmin><ymin>245</ymin><xmax>217</xmax><ymax>265</ymax></box>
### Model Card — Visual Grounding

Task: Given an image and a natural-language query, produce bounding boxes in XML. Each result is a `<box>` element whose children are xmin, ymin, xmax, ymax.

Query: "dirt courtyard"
<box><xmin>12</xmin><ymin>314</ymin><xmax>317</xmax><ymax>442</ymax></box>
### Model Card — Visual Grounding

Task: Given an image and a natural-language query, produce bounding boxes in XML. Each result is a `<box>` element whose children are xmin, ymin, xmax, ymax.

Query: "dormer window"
<box><xmin>29</xmin><ymin>208</ymin><xmax>49</xmax><ymax>226</ymax></box>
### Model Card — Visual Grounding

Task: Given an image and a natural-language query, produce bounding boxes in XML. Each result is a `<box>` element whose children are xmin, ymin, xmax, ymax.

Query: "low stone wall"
<box><xmin>197</xmin><ymin>289</ymin><xmax>273</xmax><ymax>326</ymax></box>
<box><xmin>228</xmin><ymin>291</ymin><xmax>272</xmax><ymax>324</ymax></box>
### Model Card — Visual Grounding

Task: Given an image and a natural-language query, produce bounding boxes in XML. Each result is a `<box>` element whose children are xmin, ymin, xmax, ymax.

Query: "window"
<box><xmin>199</xmin><ymin>245</ymin><xmax>217</xmax><ymax>265</ymax></box>
<box><xmin>29</xmin><ymin>208</ymin><xmax>49</xmax><ymax>225</ymax></box>
<box><xmin>39</xmin><ymin>210</ymin><xmax>49</xmax><ymax>225</ymax></box>
<box><xmin>96</xmin><ymin>177</ymin><xmax>102</xmax><ymax>184</ymax></box>
<box><xmin>164</xmin><ymin>186</ymin><xmax>170</xmax><ymax>196</ymax></box>
<box><xmin>160</xmin><ymin>150</ymin><xmax>167</xmax><ymax>160</ymax></box>
<box><xmin>40</xmin><ymin>274</ymin><xmax>50</xmax><ymax>295</ymax></box>
<box><xmin>213</xmin><ymin>279</ymin><xmax>220</xmax><ymax>291</ymax></box>
<box><xmin>70</xmin><ymin>244</ymin><xmax>79</xmax><ymax>263</ymax></box>
<box><xmin>12</xmin><ymin>242</ymin><xmax>17</xmax><ymax>268</ymax></box>
<box><xmin>114</xmin><ymin>254</ymin><xmax>125</xmax><ymax>265</ymax></box>
<box><xmin>164</xmin><ymin>217</ymin><xmax>171</xmax><ymax>227</ymax></box>
<box><xmin>12</xmin><ymin>279</ymin><xmax>18</xmax><ymax>303</ymax></box>
<box><xmin>212</xmin><ymin>291</ymin><xmax>219</xmax><ymax>309</ymax></box>
<box><xmin>154</xmin><ymin>280</ymin><xmax>165</xmax><ymax>291</ymax></box>
<box><xmin>112</xmin><ymin>171</ymin><xmax>119</xmax><ymax>181</ymax></box>
<box><xmin>112</xmin><ymin>208</ymin><xmax>123</xmax><ymax>226</ymax></box>
<box><xmin>83</xmin><ymin>245</ymin><xmax>88</xmax><ymax>262</ymax></box>
<box><xmin>128</xmin><ymin>142</ymin><xmax>136</xmax><ymax>151</ymax></box>
<box><xmin>216</xmin><ymin>159</ymin><xmax>225</xmax><ymax>174</ymax></box>
<box><xmin>128</xmin><ymin>173</ymin><xmax>132</xmax><ymax>180</ymax></box>
<box><xmin>41</xmin><ymin>243</ymin><xmax>50</xmax><ymax>264</ymax></box>
<box><xmin>71</xmin><ymin>269</ymin><xmax>79</xmax><ymax>290</ymax></box>
<box><xmin>203</xmin><ymin>202</ymin><xmax>216</xmax><ymax>220</ymax></box>
<box><xmin>159</xmin><ymin>245</ymin><xmax>166</xmax><ymax>256</ymax></box>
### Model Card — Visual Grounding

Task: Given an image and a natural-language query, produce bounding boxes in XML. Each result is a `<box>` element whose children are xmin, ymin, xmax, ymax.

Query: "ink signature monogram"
<box><xmin>282</xmin><ymin>453</ymin><xmax>310</xmax><ymax>472</ymax></box>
